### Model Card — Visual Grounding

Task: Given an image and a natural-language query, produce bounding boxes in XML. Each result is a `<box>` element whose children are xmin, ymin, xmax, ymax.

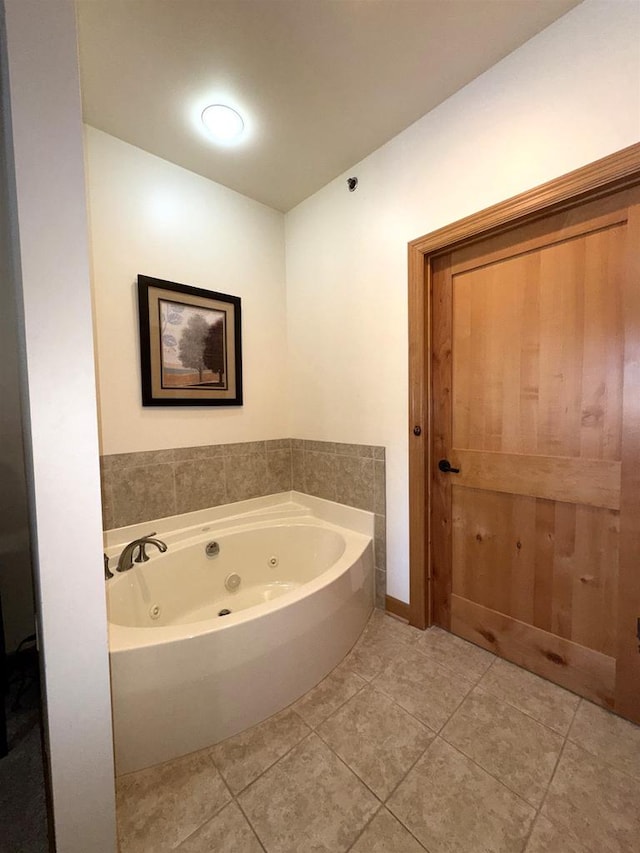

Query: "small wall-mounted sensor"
<box><xmin>347</xmin><ymin>177</ymin><xmax>358</xmax><ymax>192</ymax></box>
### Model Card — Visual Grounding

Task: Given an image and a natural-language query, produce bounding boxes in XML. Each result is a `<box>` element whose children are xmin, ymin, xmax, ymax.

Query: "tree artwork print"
<box><xmin>160</xmin><ymin>299</ymin><xmax>227</xmax><ymax>388</ymax></box>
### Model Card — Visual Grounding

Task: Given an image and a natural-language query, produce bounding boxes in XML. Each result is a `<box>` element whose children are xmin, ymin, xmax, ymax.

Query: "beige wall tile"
<box><xmin>335</xmin><ymin>456</ymin><xmax>374</xmax><ymax>511</ymax></box>
<box><xmin>174</xmin><ymin>458</ymin><xmax>227</xmax><ymax>514</ymax></box>
<box><xmin>221</xmin><ymin>441</ymin><xmax>266</xmax><ymax>456</ymax></box>
<box><xmin>303</xmin><ymin>439</ymin><xmax>337</xmax><ymax>454</ymax></box>
<box><xmin>374</xmin><ymin>514</ymin><xmax>386</xmax><ymax>571</ymax></box>
<box><xmin>265</xmin><ymin>438</ymin><xmax>291</xmax><ymax>451</ymax></box>
<box><xmin>303</xmin><ymin>451</ymin><xmax>337</xmax><ymax>501</ymax></box>
<box><xmin>104</xmin><ymin>449</ymin><xmax>175</xmax><ymax>470</ymax></box>
<box><xmin>110</xmin><ymin>463</ymin><xmax>176</xmax><ymax>528</ymax></box>
<box><xmin>373</xmin><ymin>460</ymin><xmax>386</xmax><ymax>515</ymax></box>
<box><xmin>173</xmin><ymin>445</ymin><xmax>224</xmax><ymax>462</ymax></box>
<box><xmin>100</xmin><ymin>468</ymin><xmax>114</xmax><ymax>531</ymax></box>
<box><xmin>224</xmin><ymin>453</ymin><xmax>268</xmax><ymax>502</ymax></box>
<box><xmin>375</xmin><ymin>570</ymin><xmax>386</xmax><ymax>608</ymax></box>
<box><xmin>266</xmin><ymin>448</ymin><xmax>292</xmax><ymax>493</ymax></box>
<box><xmin>333</xmin><ymin>442</ymin><xmax>375</xmax><ymax>458</ymax></box>
<box><xmin>291</xmin><ymin>448</ymin><xmax>305</xmax><ymax>491</ymax></box>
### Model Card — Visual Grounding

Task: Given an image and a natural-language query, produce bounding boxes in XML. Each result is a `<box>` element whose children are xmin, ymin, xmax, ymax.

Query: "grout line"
<box><xmin>293</xmin><ymin>673</ymin><xmax>370</xmax><ymax>732</ymax></box>
<box><xmin>382</xmin><ymin>737</ymin><xmax>435</xmax><ymax>804</ymax></box>
<box><xmin>538</xmin><ymin>699</ymin><xmax>581</xmax><ymax>814</ymax></box>
<box><xmin>471</xmin><ymin>682</ymin><xmax>578</xmax><ymax>740</ymax></box>
<box><xmin>220</xmin><ymin>728</ymin><xmax>315</xmax><ymax>798</ymax></box>
<box><xmin>368</xmin><ymin>678</ymin><xmax>440</xmax><ymax>735</ymax></box>
<box><xmin>437</xmin><ymin>722</ymin><xmax>551</xmax><ymax>813</ymax></box>
<box><xmin>172</xmin><ymin>793</ymin><xmax>234</xmax><ymax>851</ymax></box>
<box><xmin>440</xmin><ymin>736</ymin><xmax>537</xmax><ymax>814</ymax></box>
<box><xmin>343</xmin><ymin>803</ymin><xmax>384</xmax><ymax>852</ymax></box>
<box><xmin>312</xmin><ymin>724</ymin><xmax>387</xmax><ymax>804</ymax></box>
<box><xmin>233</xmin><ymin>795</ymin><xmax>268</xmax><ymax>853</ymax></box>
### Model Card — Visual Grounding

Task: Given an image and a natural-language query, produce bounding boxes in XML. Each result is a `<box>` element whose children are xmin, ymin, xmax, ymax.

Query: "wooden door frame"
<box><xmin>407</xmin><ymin>142</ymin><xmax>640</xmax><ymax>630</ymax></box>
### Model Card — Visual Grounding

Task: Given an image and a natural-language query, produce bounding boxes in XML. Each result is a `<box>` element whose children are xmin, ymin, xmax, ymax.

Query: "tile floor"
<box><xmin>116</xmin><ymin>610</ymin><xmax>640</xmax><ymax>853</ymax></box>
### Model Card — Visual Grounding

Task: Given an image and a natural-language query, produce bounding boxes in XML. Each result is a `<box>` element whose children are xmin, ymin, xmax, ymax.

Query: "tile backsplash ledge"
<box><xmin>100</xmin><ymin>439</ymin><xmax>387</xmax><ymax>607</ymax></box>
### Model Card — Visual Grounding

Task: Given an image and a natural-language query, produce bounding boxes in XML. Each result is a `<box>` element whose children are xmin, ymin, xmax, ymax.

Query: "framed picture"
<box><xmin>137</xmin><ymin>275</ymin><xmax>243</xmax><ymax>406</ymax></box>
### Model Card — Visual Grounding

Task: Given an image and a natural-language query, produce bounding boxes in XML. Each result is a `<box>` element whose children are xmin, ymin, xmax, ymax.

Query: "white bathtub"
<box><xmin>105</xmin><ymin>492</ymin><xmax>374</xmax><ymax>774</ymax></box>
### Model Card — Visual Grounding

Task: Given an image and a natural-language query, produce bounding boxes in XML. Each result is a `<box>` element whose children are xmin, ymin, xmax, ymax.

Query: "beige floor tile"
<box><xmin>441</xmin><ymin>688</ymin><xmax>563</xmax><ymax>807</ymax></box>
<box><xmin>317</xmin><ymin>685</ymin><xmax>434</xmax><ymax>799</ymax></box>
<box><xmin>372</xmin><ymin>644</ymin><xmax>474</xmax><ymax>731</ymax></box>
<box><xmin>349</xmin><ymin>808</ymin><xmax>427</xmax><ymax>852</ymax></box>
<box><xmin>343</xmin><ymin>620</ymin><xmax>411</xmax><ymax>682</ymax></box>
<box><xmin>541</xmin><ymin>741</ymin><xmax>640</xmax><ymax>853</ymax></box>
<box><xmin>524</xmin><ymin>815</ymin><xmax>590</xmax><ymax>853</ymax></box>
<box><xmin>479</xmin><ymin>657</ymin><xmax>580</xmax><ymax>735</ymax></box>
<box><xmin>387</xmin><ymin>738</ymin><xmax>535</xmax><ymax>853</ymax></box>
<box><xmin>292</xmin><ymin>662</ymin><xmax>366</xmax><ymax>728</ymax></box>
<box><xmin>116</xmin><ymin>750</ymin><xmax>231</xmax><ymax>853</ymax></box>
<box><xmin>369</xmin><ymin>609</ymin><xmax>424</xmax><ymax>645</ymax></box>
<box><xmin>175</xmin><ymin>802</ymin><xmax>263</xmax><ymax>852</ymax></box>
<box><xmin>238</xmin><ymin>733</ymin><xmax>378</xmax><ymax>853</ymax></box>
<box><xmin>210</xmin><ymin>708</ymin><xmax>310</xmax><ymax>794</ymax></box>
<box><xmin>414</xmin><ymin>626</ymin><xmax>495</xmax><ymax>681</ymax></box>
<box><xmin>568</xmin><ymin>700</ymin><xmax>640</xmax><ymax>780</ymax></box>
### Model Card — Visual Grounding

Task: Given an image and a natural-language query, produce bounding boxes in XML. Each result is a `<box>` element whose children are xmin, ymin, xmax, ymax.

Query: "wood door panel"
<box><xmin>452</xmin><ymin>488</ymin><xmax>619</xmax><ymax>656</ymax></box>
<box><xmin>451</xmin><ymin>449</ymin><xmax>620</xmax><ymax>509</ymax></box>
<box><xmin>431</xmin><ymin>182</ymin><xmax>640</xmax><ymax>721</ymax></box>
<box><xmin>452</xmin><ymin>225</ymin><xmax>625</xmax><ymax>459</ymax></box>
<box><xmin>450</xmin><ymin>595</ymin><xmax>616</xmax><ymax>708</ymax></box>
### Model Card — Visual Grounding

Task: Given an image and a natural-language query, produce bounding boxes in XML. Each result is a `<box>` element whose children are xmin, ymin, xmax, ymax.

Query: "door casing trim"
<box><xmin>407</xmin><ymin>142</ymin><xmax>640</xmax><ymax>630</ymax></box>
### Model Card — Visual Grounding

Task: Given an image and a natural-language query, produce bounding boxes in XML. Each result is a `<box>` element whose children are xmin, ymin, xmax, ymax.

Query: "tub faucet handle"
<box><xmin>135</xmin><ymin>531</ymin><xmax>158</xmax><ymax>563</ymax></box>
<box><xmin>104</xmin><ymin>553</ymin><xmax>113</xmax><ymax>580</ymax></box>
<box><xmin>117</xmin><ymin>533</ymin><xmax>168</xmax><ymax>573</ymax></box>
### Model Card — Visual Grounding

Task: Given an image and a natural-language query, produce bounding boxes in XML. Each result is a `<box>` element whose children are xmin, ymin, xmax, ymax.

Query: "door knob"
<box><xmin>438</xmin><ymin>459</ymin><xmax>460</xmax><ymax>474</ymax></box>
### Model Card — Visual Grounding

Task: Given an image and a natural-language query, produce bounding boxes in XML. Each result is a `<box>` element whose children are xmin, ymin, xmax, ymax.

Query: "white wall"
<box><xmin>2</xmin><ymin>2</ymin><xmax>116</xmax><ymax>850</ymax></box>
<box><xmin>285</xmin><ymin>0</ymin><xmax>640</xmax><ymax>602</ymax></box>
<box><xmin>85</xmin><ymin>127</ymin><xmax>288</xmax><ymax>455</ymax></box>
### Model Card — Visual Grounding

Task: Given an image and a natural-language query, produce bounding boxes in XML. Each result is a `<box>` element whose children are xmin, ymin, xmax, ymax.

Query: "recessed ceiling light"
<box><xmin>201</xmin><ymin>104</ymin><xmax>245</xmax><ymax>143</ymax></box>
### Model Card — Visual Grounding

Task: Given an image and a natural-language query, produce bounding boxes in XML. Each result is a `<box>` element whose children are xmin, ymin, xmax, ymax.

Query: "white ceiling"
<box><xmin>76</xmin><ymin>0</ymin><xmax>581</xmax><ymax>212</ymax></box>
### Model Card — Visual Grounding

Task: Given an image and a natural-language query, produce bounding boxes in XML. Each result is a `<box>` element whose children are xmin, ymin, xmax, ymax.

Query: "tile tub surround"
<box><xmin>100</xmin><ymin>438</ymin><xmax>387</xmax><ymax>605</ymax></box>
<box><xmin>115</xmin><ymin>611</ymin><xmax>640</xmax><ymax>853</ymax></box>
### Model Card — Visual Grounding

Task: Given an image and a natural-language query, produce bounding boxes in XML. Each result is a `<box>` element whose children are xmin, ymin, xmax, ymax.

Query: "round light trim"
<box><xmin>201</xmin><ymin>104</ymin><xmax>245</xmax><ymax>142</ymax></box>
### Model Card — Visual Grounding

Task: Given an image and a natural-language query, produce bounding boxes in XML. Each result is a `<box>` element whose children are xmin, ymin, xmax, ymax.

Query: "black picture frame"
<box><xmin>137</xmin><ymin>275</ymin><xmax>243</xmax><ymax>406</ymax></box>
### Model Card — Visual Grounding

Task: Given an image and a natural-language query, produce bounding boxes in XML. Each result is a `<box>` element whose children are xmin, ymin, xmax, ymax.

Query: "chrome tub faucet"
<box><xmin>116</xmin><ymin>532</ymin><xmax>168</xmax><ymax>573</ymax></box>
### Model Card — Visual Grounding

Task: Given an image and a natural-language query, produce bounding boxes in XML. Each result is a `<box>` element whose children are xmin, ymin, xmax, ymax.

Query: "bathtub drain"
<box><xmin>218</xmin><ymin>608</ymin><xmax>232</xmax><ymax>617</ymax></box>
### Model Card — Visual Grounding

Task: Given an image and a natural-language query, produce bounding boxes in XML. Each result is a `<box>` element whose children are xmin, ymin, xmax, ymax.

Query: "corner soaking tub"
<box><xmin>105</xmin><ymin>493</ymin><xmax>374</xmax><ymax>774</ymax></box>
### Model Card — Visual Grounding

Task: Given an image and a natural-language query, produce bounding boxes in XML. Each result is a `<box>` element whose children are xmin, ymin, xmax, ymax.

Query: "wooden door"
<box><xmin>431</xmin><ymin>187</ymin><xmax>640</xmax><ymax>722</ymax></box>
